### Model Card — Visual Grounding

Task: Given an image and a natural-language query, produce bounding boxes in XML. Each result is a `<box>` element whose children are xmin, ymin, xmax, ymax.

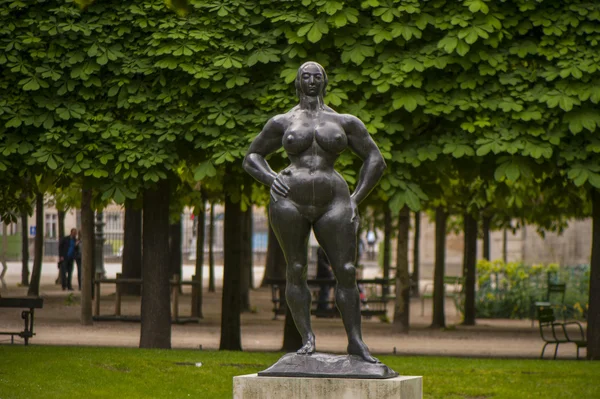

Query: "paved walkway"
<box><xmin>0</xmin><ymin>262</ymin><xmax>585</xmax><ymax>359</ymax></box>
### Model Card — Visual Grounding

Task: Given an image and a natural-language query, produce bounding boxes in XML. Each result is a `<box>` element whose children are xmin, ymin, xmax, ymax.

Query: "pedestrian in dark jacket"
<box><xmin>58</xmin><ymin>228</ymin><xmax>78</xmax><ymax>291</ymax></box>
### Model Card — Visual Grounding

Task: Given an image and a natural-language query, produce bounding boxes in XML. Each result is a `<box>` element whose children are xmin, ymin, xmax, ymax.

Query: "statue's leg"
<box><xmin>314</xmin><ymin>205</ymin><xmax>378</xmax><ymax>363</ymax></box>
<box><xmin>269</xmin><ymin>199</ymin><xmax>315</xmax><ymax>355</ymax></box>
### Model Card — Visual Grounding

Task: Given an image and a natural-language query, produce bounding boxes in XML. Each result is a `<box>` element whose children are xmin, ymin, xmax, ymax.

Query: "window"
<box><xmin>45</xmin><ymin>213</ymin><xmax>57</xmax><ymax>238</ymax></box>
<box><xmin>105</xmin><ymin>212</ymin><xmax>123</xmax><ymax>232</ymax></box>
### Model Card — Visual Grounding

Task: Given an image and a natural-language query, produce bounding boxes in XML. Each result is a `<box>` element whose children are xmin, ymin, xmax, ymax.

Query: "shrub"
<box><xmin>475</xmin><ymin>259</ymin><xmax>589</xmax><ymax>320</ymax></box>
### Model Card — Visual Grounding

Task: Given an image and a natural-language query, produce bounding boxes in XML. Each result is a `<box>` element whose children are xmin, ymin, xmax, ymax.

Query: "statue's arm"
<box><xmin>243</xmin><ymin>116</ymin><xmax>285</xmax><ymax>188</ymax></box>
<box><xmin>344</xmin><ymin>115</ymin><xmax>387</xmax><ymax>205</ymax></box>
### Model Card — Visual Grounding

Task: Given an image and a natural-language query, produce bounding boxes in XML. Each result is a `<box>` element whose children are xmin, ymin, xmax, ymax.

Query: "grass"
<box><xmin>0</xmin><ymin>346</ymin><xmax>599</xmax><ymax>398</ymax></box>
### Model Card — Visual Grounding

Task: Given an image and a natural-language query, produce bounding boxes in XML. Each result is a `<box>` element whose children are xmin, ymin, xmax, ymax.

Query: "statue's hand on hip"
<box><xmin>270</xmin><ymin>174</ymin><xmax>290</xmax><ymax>202</ymax></box>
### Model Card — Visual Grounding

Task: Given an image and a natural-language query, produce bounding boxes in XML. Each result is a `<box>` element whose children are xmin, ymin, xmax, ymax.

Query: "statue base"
<box><xmin>233</xmin><ymin>374</ymin><xmax>422</xmax><ymax>399</ymax></box>
<box><xmin>257</xmin><ymin>352</ymin><xmax>398</xmax><ymax>379</ymax></box>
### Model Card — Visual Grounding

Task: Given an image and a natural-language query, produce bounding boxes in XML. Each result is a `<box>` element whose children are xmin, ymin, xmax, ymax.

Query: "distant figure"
<box><xmin>316</xmin><ymin>247</ymin><xmax>334</xmax><ymax>313</ymax></box>
<box><xmin>366</xmin><ymin>230</ymin><xmax>377</xmax><ymax>260</ymax></box>
<box><xmin>357</xmin><ymin>237</ymin><xmax>365</xmax><ymax>262</ymax></box>
<box><xmin>58</xmin><ymin>228</ymin><xmax>78</xmax><ymax>291</ymax></box>
<box><xmin>74</xmin><ymin>231</ymin><xmax>82</xmax><ymax>290</ymax></box>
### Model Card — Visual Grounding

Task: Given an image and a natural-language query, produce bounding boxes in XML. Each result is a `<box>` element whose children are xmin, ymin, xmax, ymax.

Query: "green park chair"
<box><xmin>536</xmin><ymin>303</ymin><xmax>587</xmax><ymax>360</ymax></box>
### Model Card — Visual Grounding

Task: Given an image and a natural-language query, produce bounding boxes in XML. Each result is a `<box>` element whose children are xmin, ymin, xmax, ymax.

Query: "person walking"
<box><xmin>58</xmin><ymin>228</ymin><xmax>77</xmax><ymax>291</ymax></box>
<box><xmin>366</xmin><ymin>229</ymin><xmax>377</xmax><ymax>260</ymax></box>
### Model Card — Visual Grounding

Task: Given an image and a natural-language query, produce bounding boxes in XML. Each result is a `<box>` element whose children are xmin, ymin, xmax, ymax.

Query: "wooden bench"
<box><xmin>536</xmin><ymin>303</ymin><xmax>587</xmax><ymax>359</ymax></box>
<box><xmin>0</xmin><ymin>297</ymin><xmax>44</xmax><ymax>345</ymax></box>
<box><xmin>93</xmin><ymin>273</ymin><xmax>201</xmax><ymax>323</ymax></box>
<box><xmin>420</xmin><ymin>276</ymin><xmax>464</xmax><ymax>316</ymax></box>
<box><xmin>266</xmin><ymin>278</ymin><xmax>395</xmax><ymax>321</ymax></box>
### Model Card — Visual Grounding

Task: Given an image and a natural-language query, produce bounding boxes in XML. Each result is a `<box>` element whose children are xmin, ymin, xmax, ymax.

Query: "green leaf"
<box><xmin>564</xmin><ymin>109</ymin><xmax>600</xmax><ymax>134</ymax></box>
<box><xmin>456</xmin><ymin>40</ymin><xmax>470</xmax><ymax>56</ymax></box>
<box><xmin>47</xmin><ymin>155</ymin><xmax>57</xmax><ymax>170</ymax></box>
<box><xmin>307</xmin><ymin>19</ymin><xmax>329</xmax><ymax>43</ymax></box>
<box><xmin>193</xmin><ymin>161</ymin><xmax>217</xmax><ymax>181</ymax></box>
<box><xmin>438</xmin><ymin>36</ymin><xmax>458</xmax><ymax>53</ymax></box>
<box><xmin>589</xmin><ymin>172</ymin><xmax>600</xmax><ymax>188</ymax></box>
<box><xmin>392</xmin><ymin>90</ymin><xmax>426</xmax><ymax>112</ymax></box>
<box><xmin>465</xmin><ymin>0</ymin><xmax>489</xmax><ymax>14</ymax></box>
<box><xmin>389</xmin><ymin>192</ymin><xmax>406</xmax><ymax>214</ymax></box>
<box><xmin>405</xmin><ymin>189</ymin><xmax>421</xmax><ymax>211</ymax></box>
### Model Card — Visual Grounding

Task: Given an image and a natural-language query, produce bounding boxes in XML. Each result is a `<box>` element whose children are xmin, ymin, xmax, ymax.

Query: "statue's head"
<box><xmin>295</xmin><ymin>61</ymin><xmax>328</xmax><ymax>103</ymax></box>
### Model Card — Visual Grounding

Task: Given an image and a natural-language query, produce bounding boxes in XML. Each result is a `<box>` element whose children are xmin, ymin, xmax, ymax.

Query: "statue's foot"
<box><xmin>348</xmin><ymin>339</ymin><xmax>379</xmax><ymax>363</ymax></box>
<box><xmin>296</xmin><ymin>336</ymin><xmax>316</xmax><ymax>355</ymax></box>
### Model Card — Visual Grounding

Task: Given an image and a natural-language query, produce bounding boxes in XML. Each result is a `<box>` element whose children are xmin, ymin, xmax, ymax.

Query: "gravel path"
<box><xmin>0</xmin><ymin>262</ymin><xmax>586</xmax><ymax>359</ymax></box>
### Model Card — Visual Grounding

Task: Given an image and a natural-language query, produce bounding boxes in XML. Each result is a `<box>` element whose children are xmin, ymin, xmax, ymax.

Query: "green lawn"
<box><xmin>0</xmin><ymin>346</ymin><xmax>598</xmax><ymax>398</ymax></box>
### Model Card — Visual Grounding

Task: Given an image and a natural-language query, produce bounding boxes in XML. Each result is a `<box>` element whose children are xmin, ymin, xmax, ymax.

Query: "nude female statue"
<box><xmin>243</xmin><ymin>61</ymin><xmax>386</xmax><ymax>363</ymax></box>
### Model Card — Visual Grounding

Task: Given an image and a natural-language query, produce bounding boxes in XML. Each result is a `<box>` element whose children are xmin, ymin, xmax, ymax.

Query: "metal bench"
<box><xmin>266</xmin><ymin>278</ymin><xmax>394</xmax><ymax>321</ymax></box>
<box><xmin>0</xmin><ymin>297</ymin><xmax>44</xmax><ymax>345</ymax></box>
<box><xmin>420</xmin><ymin>276</ymin><xmax>464</xmax><ymax>316</ymax></box>
<box><xmin>536</xmin><ymin>303</ymin><xmax>587</xmax><ymax>359</ymax></box>
<box><xmin>93</xmin><ymin>273</ymin><xmax>201</xmax><ymax>323</ymax></box>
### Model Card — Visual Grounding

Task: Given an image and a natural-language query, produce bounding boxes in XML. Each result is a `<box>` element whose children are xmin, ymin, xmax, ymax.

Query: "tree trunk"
<box><xmin>20</xmin><ymin>210</ymin><xmax>29</xmax><ymax>286</ymax></box>
<box><xmin>262</xmin><ymin>216</ymin><xmax>287</xmax><ymax>287</ymax></box>
<box><xmin>27</xmin><ymin>192</ymin><xmax>44</xmax><ymax>297</ymax></box>
<box><xmin>56</xmin><ymin>209</ymin><xmax>66</xmax><ymax>287</ymax></box>
<box><xmin>430</xmin><ymin>207</ymin><xmax>447</xmax><ymax>329</ymax></box>
<box><xmin>482</xmin><ymin>215</ymin><xmax>491</xmax><ymax>261</ymax></box>
<box><xmin>588</xmin><ymin>189</ymin><xmax>600</xmax><ymax>360</ymax></box>
<box><xmin>502</xmin><ymin>228</ymin><xmax>508</xmax><ymax>263</ymax></box>
<box><xmin>383</xmin><ymin>206</ymin><xmax>392</xmax><ymax>295</ymax></box>
<box><xmin>121</xmin><ymin>200</ymin><xmax>142</xmax><ymax>296</ymax></box>
<box><xmin>411</xmin><ymin>211</ymin><xmax>420</xmax><ymax>298</ymax></box>
<box><xmin>139</xmin><ymin>180</ymin><xmax>171</xmax><ymax>349</ymax></box>
<box><xmin>208</xmin><ymin>203</ymin><xmax>216</xmax><ymax>293</ymax></box>
<box><xmin>1</xmin><ymin>222</ymin><xmax>8</xmax><ymax>291</ymax></box>
<box><xmin>192</xmin><ymin>201</ymin><xmax>205</xmax><ymax>319</ymax></box>
<box><xmin>462</xmin><ymin>213</ymin><xmax>477</xmax><ymax>326</ymax></box>
<box><xmin>248</xmin><ymin>206</ymin><xmax>254</xmax><ymax>290</ymax></box>
<box><xmin>80</xmin><ymin>188</ymin><xmax>94</xmax><ymax>325</ymax></box>
<box><xmin>169</xmin><ymin>219</ymin><xmax>182</xmax><ymax>282</ymax></box>
<box><xmin>58</xmin><ymin>210</ymin><xmax>66</xmax><ymax>242</ymax></box>
<box><xmin>219</xmin><ymin>195</ymin><xmax>242</xmax><ymax>351</ymax></box>
<box><xmin>392</xmin><ymin>207</ymin><xmax>410</xmax><ymax>333</ymax></box>
<box><xmin>240</xmin><ymin>203</ymin><xmax>252</xmax><ymax>312</ymax></box>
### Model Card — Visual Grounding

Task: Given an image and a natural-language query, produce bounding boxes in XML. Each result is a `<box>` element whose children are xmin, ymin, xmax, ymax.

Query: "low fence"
<box><xmin>2</xmin><ymin>209</ymin><xmax>270</xmax><ymax>264</ymax></box>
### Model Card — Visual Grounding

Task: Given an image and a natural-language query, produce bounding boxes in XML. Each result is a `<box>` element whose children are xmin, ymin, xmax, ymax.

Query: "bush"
<box><xmin>475</xmin><ymin>259</ymin><xmax>589</xmax><ymax>320</ymax></box>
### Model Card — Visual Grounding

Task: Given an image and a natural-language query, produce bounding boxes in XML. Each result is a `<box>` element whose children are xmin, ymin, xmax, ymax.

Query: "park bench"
<box><xmin>536</xmin><ymin>303</ymin><xmax>587</xmax><ymax>359</ymax></box>
<box><xmin>420</xmin><ymin>276</ymin><xmax>464</xmax><ymax>316</ymax></box>
<box><xmin>93</xmin><ymin>273</ymin><xmax>201</xmax><ymax>323</ymax></box>
<box><xmin>0</xmin><ymin>297</ymin><xmax>44</xmax><ymax>345</ymax></box>
<box><xmin>265</xmin><ymin>278</ymin><xmax>395</xmax><ymax>321</ymax></box>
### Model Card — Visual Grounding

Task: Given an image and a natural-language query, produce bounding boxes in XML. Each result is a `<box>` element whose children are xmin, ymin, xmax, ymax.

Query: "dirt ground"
<box><xmin>0</xmin><ymin>262</ymin><xmax>586</xmax><ymax>360</ymax></box>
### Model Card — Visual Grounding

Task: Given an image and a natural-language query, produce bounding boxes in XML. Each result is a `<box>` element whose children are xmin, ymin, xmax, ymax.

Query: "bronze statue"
<box><xmin>244</xmin><ymin>61</ymin><xmax>386</xmax><ymax>364</ymax></box>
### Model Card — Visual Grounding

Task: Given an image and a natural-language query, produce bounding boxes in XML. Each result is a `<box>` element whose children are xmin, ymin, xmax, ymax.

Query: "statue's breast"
<box><xmin>283</xmin><ymin>119</ymin><xmax>347</xmax><ymax>155</ymax></box>
<box><xmin>282</xmin><ymin>124</ymin><xmax>314</xmax><ymax>154</ymax></box>
<box><xmin>314</xmin><ymin>121</ymin><xmax>347</xmax><ymax>154</ymax></box>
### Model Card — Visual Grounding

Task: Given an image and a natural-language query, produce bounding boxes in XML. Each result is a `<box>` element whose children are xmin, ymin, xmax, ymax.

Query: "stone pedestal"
<box><xmin>233</xmin><ymin>374</ymin><xmax>422</xmax><ymax>399</ymax></box>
